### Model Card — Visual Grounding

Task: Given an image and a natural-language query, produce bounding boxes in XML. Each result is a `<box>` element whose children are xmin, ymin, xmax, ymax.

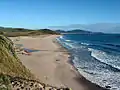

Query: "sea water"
<box><xmin>57</xmin><ymin>34</ymin><xmax>120</xmax><ymax>90</ymax></box>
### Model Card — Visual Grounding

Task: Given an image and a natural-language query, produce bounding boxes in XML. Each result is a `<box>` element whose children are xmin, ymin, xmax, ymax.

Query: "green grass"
<box><xmin>0</xmin><ymin>27</ymin><xmax>60</xmax><ymax>37</ymax></box>
<box><xmin>0</xmin><ymin>35</ymin><xmax>35</xmax><ymax>89</ymax></box>
<box><xmin>0</xmin><ymin>74</ymin><xmax>11</xmax><ymax>90</ymax></box>
<box><xmin>0</xmin><ymin>35</ymin><xmax>34</xmax><ymax>79</ymax></box>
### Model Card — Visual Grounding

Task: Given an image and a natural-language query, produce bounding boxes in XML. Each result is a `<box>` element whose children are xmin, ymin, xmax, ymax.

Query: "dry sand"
<box><xmin>12</xmin><ymin>35</ymin><xmax>108</xmax><ymax>90</ymax></box>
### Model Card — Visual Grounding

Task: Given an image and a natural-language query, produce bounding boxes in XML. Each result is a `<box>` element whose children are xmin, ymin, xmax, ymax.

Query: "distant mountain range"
<box><xmin>49</xmin><ymin>23</ymin><xmax>120</xmax><ymax>33</ymax></box>
<box><xmin>56</xmin><ymin>29</ymin><xmax>103</xmax><ymax>34</ymax></box>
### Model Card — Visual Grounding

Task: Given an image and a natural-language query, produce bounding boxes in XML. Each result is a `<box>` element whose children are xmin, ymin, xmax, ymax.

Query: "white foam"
<box><xmin>57</xmin><ymin>37</ymin><xmax>75</xmax><ymax>49</ymax></box>
<box><xmin>87</xmin><ymin>48</ymin><xmax>120</xmax><ymax>90</ymax></box>
<box><xmin>73</xmin><ymin>56</ymin><xmax>120</xmax><ymax>90</ymax></box>
<box><xmin>81</xmin><ymin>42</ymin><xmax>90</xmax><ymax>46</ymax></box>
<box><xmin>64</xmin><ymin>42</ymin><xmax>74</xmax><ymax>48</ymax></box>
<box><xmin>88</xmin><ymin>48</ymin><xmax>120</xmax><ymax>70</ymax></box>
<box><xmin>57</xmin><ymin>36</ymin><xmax>120</xmax><ymax>90</ymax></box>
<box><xmin>65</xmin><ymin>40</ymin><xmax>71</xmax><ymax>42</ymax></box>
<box><xmin>59</xmin><ymin>36</ymin><xmax>63</xmax><ymax>39</ymax></box>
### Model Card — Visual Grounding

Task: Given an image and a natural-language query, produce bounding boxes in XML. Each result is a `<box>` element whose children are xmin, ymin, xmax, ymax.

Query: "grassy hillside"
<box><xmin>0</xmin><ymin>27</ymin><xmax>60</xmax><ymax>37</ymax></box>
<box><xmin>0</xmin><ymin>35</ymin><xmax>33</xmax><ymax>78</ymax></box>
<box><xmin>0</xmin><ymin>27</ymin><xmax>59</xmax><ymax>89</ymax></box>
<box><xmin>0</xmin><ymin>35</ymin><xmax>33</xmax><ymax>90</ymax></box>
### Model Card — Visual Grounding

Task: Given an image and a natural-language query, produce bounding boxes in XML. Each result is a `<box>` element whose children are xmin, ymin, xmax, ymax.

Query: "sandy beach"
<box><xmin>12</xmin><ymin>35</ymin><xmax>108</xmax><ymax>90</ymax></box>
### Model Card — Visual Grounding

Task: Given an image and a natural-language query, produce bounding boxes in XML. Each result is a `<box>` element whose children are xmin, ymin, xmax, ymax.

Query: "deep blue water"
<box><xmin>56</xmin><ymin>34</ymin><xmax>120</xmax><ymax>90</ymax></box>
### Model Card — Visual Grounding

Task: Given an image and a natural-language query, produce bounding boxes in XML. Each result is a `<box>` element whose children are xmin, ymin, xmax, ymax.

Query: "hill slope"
<box><xmin>50</xmin><ymin>23</ymin><xmax>120</xmax><ymax>33</ymax></box>
<box><xmin>0</xmin><ymin>35</ymin><xmax>33</xmax><ymax>89</ymax></box>
<box><xmin>56</xmin><ymin>29</ymin><xmax>103</xmax><ymax>34</ymax></box>
<box><xmin>0</xmin><ymin>27</ymin><xmax>60</xmax><ymax>37</ymax></box>
<box><xmin>0</xmin><ymin>35</ymin><xmax>33</xmax><ymax>78</ymax></box>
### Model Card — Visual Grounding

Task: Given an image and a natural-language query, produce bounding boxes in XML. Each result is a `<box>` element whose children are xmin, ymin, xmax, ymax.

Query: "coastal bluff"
<box><xmin>0</xmin><ymin>35</ymin><xmax>69</xmax><ymax>90</ymax></box>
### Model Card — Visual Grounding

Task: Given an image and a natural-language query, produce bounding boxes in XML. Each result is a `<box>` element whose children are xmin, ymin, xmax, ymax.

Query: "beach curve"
<box><xmin>12</xmin><ymin>35</ymin><xmax>108</xmax><ymax>90</ymax></box>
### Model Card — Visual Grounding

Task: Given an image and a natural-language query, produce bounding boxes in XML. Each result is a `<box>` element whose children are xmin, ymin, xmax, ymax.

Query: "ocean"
<box><xmin>56</xmin><ymin>34</ymin><xmax>120</xmax><ymax>90</ymax></box>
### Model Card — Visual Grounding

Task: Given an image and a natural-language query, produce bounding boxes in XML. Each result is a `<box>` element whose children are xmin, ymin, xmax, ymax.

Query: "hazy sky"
<box><xmin>0</xmin><ymin>0</ymin><xmax>120</xmax><ymax>29</ymax></box>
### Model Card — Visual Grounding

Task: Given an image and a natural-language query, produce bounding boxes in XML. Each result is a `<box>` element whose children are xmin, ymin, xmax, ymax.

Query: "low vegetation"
<box><xmin>0</xmin><ymin>35</ymin><xmax>34</xmax><ymax>90</ymax></box>
<box><xmin>0</xmin><ymin>74</ymin><xmax>11</xmax><ymax>90</ymax></box>
<box><xmin>0</xmin><ymin>27</ymin><xmax>60</xmax><ymax>37</ymax></box>
<box><xmin>0</xmin><ymin>35</ymin><xmax>33</xmax><ymax>78</ymax></box>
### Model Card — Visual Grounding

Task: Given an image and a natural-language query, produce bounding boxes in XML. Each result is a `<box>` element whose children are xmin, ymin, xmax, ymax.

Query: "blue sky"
<box><xmin>0</xmin><ymin>0</ymin><xmax>120</xmax><ymax>29</ymax></box>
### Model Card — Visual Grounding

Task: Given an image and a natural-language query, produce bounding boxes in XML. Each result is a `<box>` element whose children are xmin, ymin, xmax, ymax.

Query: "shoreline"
<box><xmin>12</xmin><ymin>35</ymin><xmax>109</xmax><ymax>90</ymax></box>
<box><xmin>55</xmin><ymin>36</ymin><xmax>109</xmax><ymax>90</ymax></box>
